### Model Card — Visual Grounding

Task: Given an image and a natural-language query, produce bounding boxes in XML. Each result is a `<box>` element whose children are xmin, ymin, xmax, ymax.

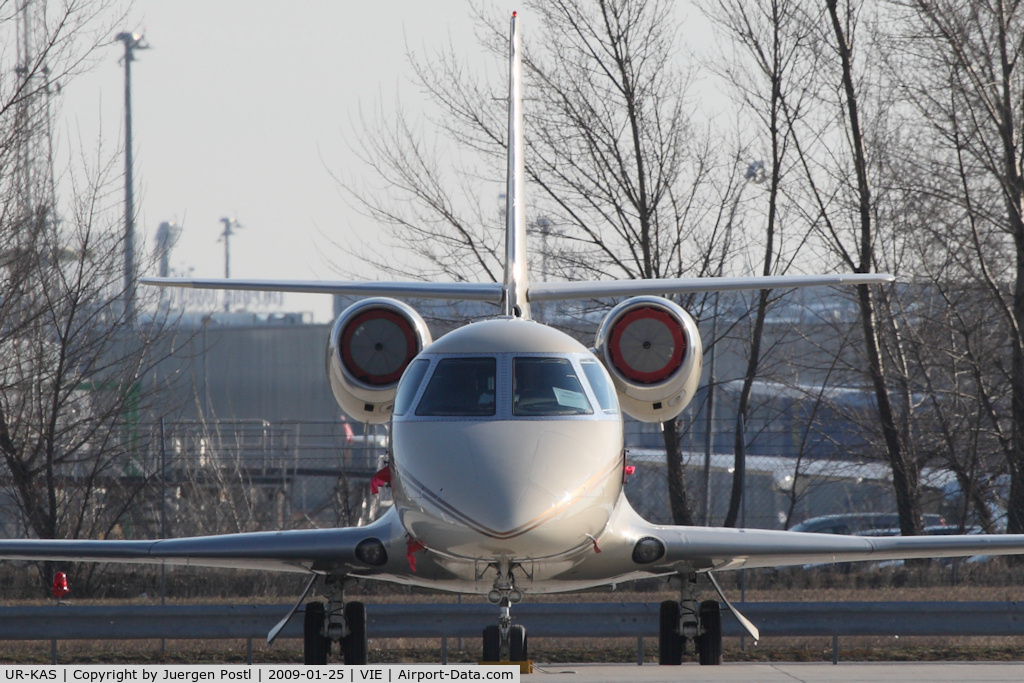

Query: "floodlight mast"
<box><xmin>218</xmin><ymin>217</ymin><xmax>243</xmax><ymax>280</ymax></box>
<box><xmin>218</xmin><ymin>217</ymin><xmax>243</xmax><ymax>311</ymax></box>
<box><xmin>116</xmin><ymin>31</ymin><xmax>150</xmax><ymax>322</ymax></box>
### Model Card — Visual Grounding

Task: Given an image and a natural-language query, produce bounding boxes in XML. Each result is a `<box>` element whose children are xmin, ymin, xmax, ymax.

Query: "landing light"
<box><xmin>632</xmin><ymin>537</ymin><xmax>666</xmax><ymax>564</ymax></box>
<box><xmin>355</xmin><ymin>538</ymin><xmax>388</xmax><ymax>566</ymax></box>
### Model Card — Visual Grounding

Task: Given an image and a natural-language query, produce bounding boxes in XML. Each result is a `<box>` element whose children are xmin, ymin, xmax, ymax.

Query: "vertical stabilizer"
<box><xmin>502</xmin><ymin>12</ymin><xmax>530</xmax><ymax>319</ymax></box>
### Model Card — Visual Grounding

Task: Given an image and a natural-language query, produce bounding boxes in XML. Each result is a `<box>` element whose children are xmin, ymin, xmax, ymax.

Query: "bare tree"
<box><xmin>0</xmin><ymin>1</ymin><xmax>179</xmax><ymax>590</ymax></box>
<box><xmin>881</xmin><ymin>0</ymin><xmax>1024</xmax><ymax>534</ymax></box>
<box><xmin>704</xmin><ymin>0</ymin><xmax>829</xmax><ymax>527</ymax></box>
<box><xmin>0</xmin><ymin>165</ymin><xmax>171</xmax><ymax>540</ymax></box>
<box><xmin>162</xmin><ymin>422</ymin><xmax>286</xmax><ymax>536</ymax></box>
<box><xmin>752</xmin><ymin>0</ymin><xmax>927</xmax><ymax>536</ymax></box>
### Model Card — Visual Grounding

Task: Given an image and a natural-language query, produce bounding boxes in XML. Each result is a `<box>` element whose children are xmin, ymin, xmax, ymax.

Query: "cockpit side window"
<box><xmin>415</xmin><ymin>358</ymin><xmax>496</xmax><ymax>417</ymax></box>
<box><xmin>393</xmin><ymin>359</ymin><xmax>430</xmax><ymax>416</ymax></box>
<box><xmin>513</xmin><ymin>357</ymin><xmax>593</xmax><ymax>417</ymax></box>
<box><xmin>580</xmin><ymin>360</ymin><xmax>620</xmax><ymax>414</ymax></box>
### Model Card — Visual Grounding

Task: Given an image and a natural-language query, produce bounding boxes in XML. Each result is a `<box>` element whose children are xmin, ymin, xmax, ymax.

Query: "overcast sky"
<box><xmin>56</xmin><ymin>0</ymin><xmax>517</xmax><ymax>322</ymax></box>
<box><xmin>55</xmin><ymin>1</ymin><xmax>724</xmax><ymax>323</ymax></box>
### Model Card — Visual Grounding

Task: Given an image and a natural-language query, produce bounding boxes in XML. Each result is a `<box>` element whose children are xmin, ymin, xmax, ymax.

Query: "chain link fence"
<box><xmin>623</xmin><ymin>418</ymin><xmax>969</xmax><ymax>530</ymax></box>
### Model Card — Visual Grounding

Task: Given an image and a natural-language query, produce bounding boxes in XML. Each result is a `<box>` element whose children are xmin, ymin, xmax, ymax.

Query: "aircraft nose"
<box><xmin>393</xmin><ymin>420</ymin><xmax>621</xmax><ymax>551</ymax></box>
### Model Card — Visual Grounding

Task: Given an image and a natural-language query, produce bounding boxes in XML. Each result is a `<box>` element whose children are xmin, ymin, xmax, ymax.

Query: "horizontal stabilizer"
<box><xmin>527</xmin><ymin>273</ymin><xmax>895</xmax><ymax>302</ymax></box>
<box><xmin>141</xmin><ymin>273</ymin><xmax>892</xmax><ymax>305</ymax></box>
<box><xmin>141</xmin><ymin>277</ymin><xmax>504</xmax><ymax>302</ymax></box>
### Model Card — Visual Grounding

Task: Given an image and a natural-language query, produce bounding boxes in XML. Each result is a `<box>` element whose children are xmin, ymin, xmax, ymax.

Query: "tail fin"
<box><xmin>501</xmin><ymin>12</ymin><xmax>530</xmax><ymax>319</ymax></box>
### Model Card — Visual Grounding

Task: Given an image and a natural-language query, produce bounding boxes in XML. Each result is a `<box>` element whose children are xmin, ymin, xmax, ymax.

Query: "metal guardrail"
<box><xmin>2</xmin><ymin>601</ymin><xmax>1023</xmax><ymax>641</ymax></box>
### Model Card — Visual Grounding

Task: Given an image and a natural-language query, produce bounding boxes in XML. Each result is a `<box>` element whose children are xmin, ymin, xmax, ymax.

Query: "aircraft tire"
<box><xmin>341</xmin><ymin>601</ymin><xmax>368</xmax><ymax>665</ymax></box>
<box><xmin>658</xmin><ymin>600</ymin><xmax>683</xmax><ymax>665</ymax></box>
<box><xmin>509</xmin><ymin>624</ymin><xmax>528</xmax><ymax>661</ymax></box>
<box><xmin>482</xmin><ymin>625</ymin><xmax>500</xmax><ymax>662</ymax></box>
<box><xmin>303</xmin><ymin>602</ymin><xmax>330</xmax><ymax>665</ymax></box>
<box><xmin>696</xmin><ymin>600</ymin><xmax>723</xmax><ymax>665</ymax></box>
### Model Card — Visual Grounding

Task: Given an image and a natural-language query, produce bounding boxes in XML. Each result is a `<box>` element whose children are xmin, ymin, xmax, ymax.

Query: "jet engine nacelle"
<box><xmin>326</xmin><ymin>298</ymin><xmax>432</xmax><ymax>424</ymax></box>
<box><xmin>594</xmin><ymin>296</ymin><xmax>703</xmax><ymax>423</ymax></box>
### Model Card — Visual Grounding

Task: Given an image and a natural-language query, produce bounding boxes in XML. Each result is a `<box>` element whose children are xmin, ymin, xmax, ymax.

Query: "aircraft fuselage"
<box><xmin>390</xmin><ymin>318</ymin><xmax>624</xmax><ymax>563</ymax></box>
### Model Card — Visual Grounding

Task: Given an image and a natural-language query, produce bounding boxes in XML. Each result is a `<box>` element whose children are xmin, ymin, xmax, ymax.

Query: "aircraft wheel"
<box><xmin>341</xmin><ymin>601</ymin><xmax>368</xmax><ymax>665</ymax></box>
<box><xmin>303</xmin><ymin>602</ymin><xmax>330</xmax><ymax>665</ymax></box>
<box><xmin>509</xmin><ymin>624</ymin><xmax>528</xmax><ymax>661</ymax></box>
<box><xmin>658</xmin><ymin>600</ymin><xmax>683</xmax><ymax>665</ymax></box>
<box><xmin>696</xmin><ymin>600</ymin><xmax>723</xmax><ymax>665</ymax></box>
<box><xmin>482</xmin><ymin>625</ymin><xmax>500</xmax><ymax>661</ymax></box>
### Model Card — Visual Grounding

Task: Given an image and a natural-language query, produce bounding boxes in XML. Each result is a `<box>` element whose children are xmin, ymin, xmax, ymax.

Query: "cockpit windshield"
<box><xmin>580</xmin><ymin>359</ymin><xmax>619</xmax><ymax>414</ymax></box>
<box><xmin>393</xmin><ymin>359</ymin><xmax>430</xmax><ymax>416</ymax></box>
<box><xmin>513</xmin><ymin>357</ymin><xmax>593</xmax><ymax>417</ymax></box>
<box><xmin>415</xmin><ymin>358</ymin><xmax>496</xmax><ymax>417</ymax></box>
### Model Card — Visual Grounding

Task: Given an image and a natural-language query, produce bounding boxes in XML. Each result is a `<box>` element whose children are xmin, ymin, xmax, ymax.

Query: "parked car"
<box><xmin>856</xmin><ymin>524</ymin><xmax>979</xmax><ymax>537</ymax></box>
<box><xmin>790</xmin><ymin>512</ymin><xmax>947</xmax><ymax>535</ymax></box>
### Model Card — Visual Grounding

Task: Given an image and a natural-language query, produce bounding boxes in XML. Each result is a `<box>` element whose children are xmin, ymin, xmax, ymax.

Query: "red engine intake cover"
<box><xmin>340</xmin><ymin>308</ymin><xmax>417</xmax><ymax>386</ymax></box>
<box><xmin>608</xmin><ymin>306</ymin><xmax>686</xmax><ymax>384</ymax></box>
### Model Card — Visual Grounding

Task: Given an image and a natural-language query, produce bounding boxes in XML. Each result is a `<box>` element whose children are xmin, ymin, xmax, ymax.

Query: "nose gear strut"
<box><xmin>481</xmin><ymin>560</ymin><xmax>528</xmax><ymax>662</ymax></box>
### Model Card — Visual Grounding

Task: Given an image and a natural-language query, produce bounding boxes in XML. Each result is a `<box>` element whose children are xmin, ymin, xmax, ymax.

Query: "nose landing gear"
<box><xmin>481</xmin><ymin>561</ymin><xmax>528</xmax><ymax>662</ymax></box>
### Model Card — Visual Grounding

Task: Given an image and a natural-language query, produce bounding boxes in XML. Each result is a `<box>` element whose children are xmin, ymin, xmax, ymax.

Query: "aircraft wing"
<box><xmin>568</xmin><ymin>502</ymin><xmax>1024</xmax><ymax>586</ymax></box>
<box><xmin>0</xmin><ymin>509</ymin><xmax>415</xmax><ymax>577</ymax></box>
<box><xmin>140</xmin><ymin>277</ymin><xmax>504</xmax><ymax>302</ymax></box>
<box><xmin>657</xmin><ymin>524</ymin><xmax>1024</xmax><ymax>572</ymax></box>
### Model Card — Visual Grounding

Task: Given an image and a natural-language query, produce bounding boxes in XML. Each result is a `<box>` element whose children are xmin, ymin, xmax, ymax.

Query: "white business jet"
<box><xmin>4</xmin><ymin>12</ymin><xmax>1024</xmax><ymax>667</ymax></box>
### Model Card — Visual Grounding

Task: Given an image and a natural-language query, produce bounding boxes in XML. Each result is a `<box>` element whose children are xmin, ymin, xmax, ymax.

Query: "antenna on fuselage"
<box><xmin>501</xmin><ymin>11</ymin><xmax>530</xmax><ymax>320</ymax></box>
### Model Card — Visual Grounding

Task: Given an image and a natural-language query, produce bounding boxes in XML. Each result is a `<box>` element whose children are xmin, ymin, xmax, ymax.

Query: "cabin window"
<box><xmin>580</xmin><ymin>360</ymin><xmax>619</xmax><ymax>414</ymax></box>
<box><xmin>415</xmin><ymin>358</ymin><xmax>496</xmax><ymax>417</ymax></box>
<box><xmin>393</xmin><ymin>359</ymin><xmax>430</xmax><ymax>416</ymax></box>
<box><xmin>513</xmin><ymin>357</ymin><xmax>593</xmax><ymax>416</ymax></box>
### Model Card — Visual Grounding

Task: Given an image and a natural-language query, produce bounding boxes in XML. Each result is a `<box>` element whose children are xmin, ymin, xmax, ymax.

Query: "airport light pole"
<box><xmin>218</xmin><ymin>217</ymin><xmax>242</xmax><ymax>279</ymax></box>
<box><xmin>115</xmin><ymin>31</ymin><xmax>150</xmax><ymax>322</ymax></box>
<box><xmin>218</xmin><ymin>217</ymin><xmax>242</xmax><ymax>312</ymax></box>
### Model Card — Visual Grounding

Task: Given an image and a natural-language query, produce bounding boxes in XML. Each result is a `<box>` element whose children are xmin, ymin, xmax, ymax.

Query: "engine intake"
<box><xmin>594</xmin><ymin>296</ymin><xmax>703</xmax><ymax>423</ymax></box>
<box><xmin>327</xmin><ymin>298</ymin><xmax>431</xmax><ymax>423</ymax></box>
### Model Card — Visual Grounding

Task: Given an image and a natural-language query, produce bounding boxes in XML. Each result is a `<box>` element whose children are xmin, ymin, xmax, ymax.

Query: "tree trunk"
<box><xmin>724</xmin><ymin>290</ymin><xmax>770</xmax><ymax>528</ymax></box>
<box><xmin>1009</xmin><ymin>235</ymin><xmax>1024</xmax><ymax>534</ymax></box>
<box><xmin>827</xmin><ymin>0</ymin><xmax>921</xmax><ymax>536</ymax></box>
<box><xmin>663</xmin><ymin>418</ymin><xmax>694</xmax><ymax>526</ymax></box>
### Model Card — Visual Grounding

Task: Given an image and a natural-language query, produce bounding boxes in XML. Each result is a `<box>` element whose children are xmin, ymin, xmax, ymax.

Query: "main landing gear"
<box><xmin>303</xmin><ymin>576</ymin><xmax>368</xmax><ymax>665</ymax></box>
<box><xmin>481</xmin><ymin>560</ymin><xmax>529</xmax><ymax>662</ymax></box>
<box><xmin>658</xmin><ymin>572</ymin><xmax>722</xmax><ymax>666</ymax></box>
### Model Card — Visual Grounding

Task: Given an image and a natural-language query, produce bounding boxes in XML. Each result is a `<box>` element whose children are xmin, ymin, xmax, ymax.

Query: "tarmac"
<box><xmin>521</xmin><ymin>662</ymin><xmax>1024</xmax><ymax>682</ymax></box>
